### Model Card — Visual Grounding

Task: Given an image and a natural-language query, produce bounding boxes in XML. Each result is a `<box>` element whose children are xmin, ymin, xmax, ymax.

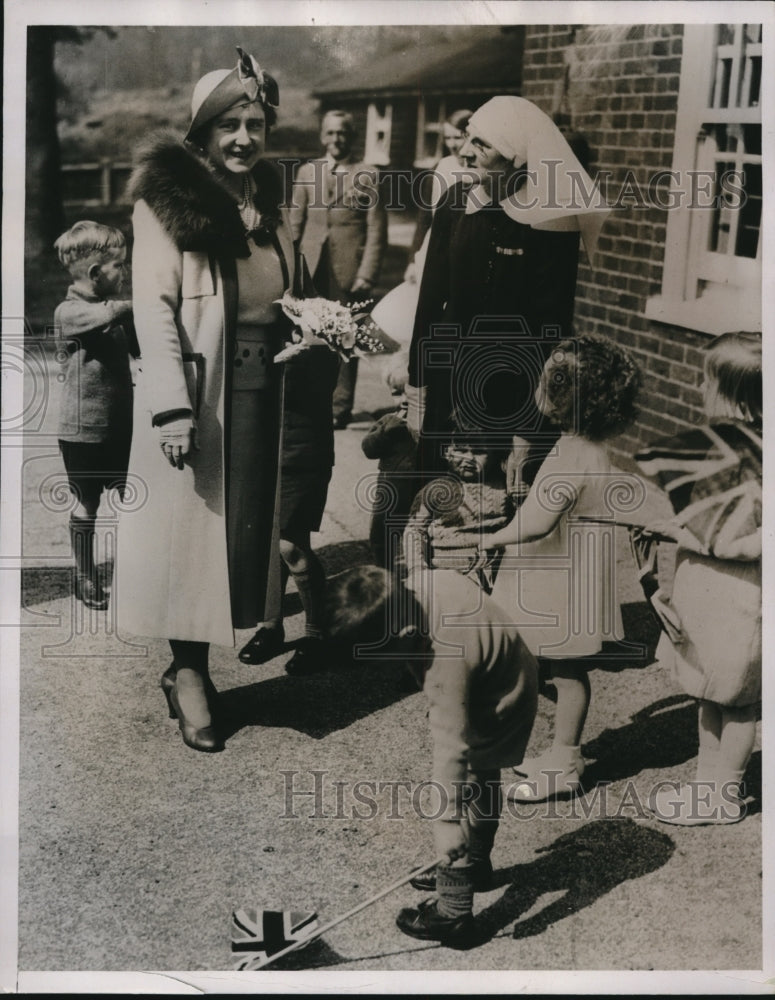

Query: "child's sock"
<box><xmin>291</xmin><ymin>553</ymin><xmax>327</xmax><ymax>640</ymax></box>
<box><xmin>467</xmin><ymin>821</ymin><xmax>497</xmax><ymax>866</ymax></box>
<box><xmin>69</xmin><ymin>514</ymin><xmax>101</xmax><ymax>587</ymax></box>
<box><xmin>435</xmin><ymin>865</ymin><xmax>475</xmax><ymax>919</ymax></box>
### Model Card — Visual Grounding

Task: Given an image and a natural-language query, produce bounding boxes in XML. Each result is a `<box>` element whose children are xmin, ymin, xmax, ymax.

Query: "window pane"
<box><xmin>736</xmin><ymin>163</ymin><xmax>761</xmax><ymax>258</ymax></box>
<box><xmin>744</xmin><ymin>124</ymin><xmax>761</xmax><ymax>155</ymax></box>
<box><xmin>709</xmin><ymin>161</ymin><xmax>734</xmax><ymax>253</ymax></box>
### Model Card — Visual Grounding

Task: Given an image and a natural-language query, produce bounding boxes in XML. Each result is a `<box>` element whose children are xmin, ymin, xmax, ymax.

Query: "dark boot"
<box><xmin>69</xmin><ymin>515</ymin><xmax>108</xmax><ymax>610</ymax></box>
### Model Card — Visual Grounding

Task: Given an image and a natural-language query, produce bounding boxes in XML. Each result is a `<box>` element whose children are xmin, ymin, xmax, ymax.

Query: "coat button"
<box><xmin>234</xmin><ymin>358</ymin><xmax>243</xmax><ymax>367</ymax></box>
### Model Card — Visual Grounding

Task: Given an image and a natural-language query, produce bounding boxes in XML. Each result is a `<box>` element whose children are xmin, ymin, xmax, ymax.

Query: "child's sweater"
<box><xmin>55</xmin><ymin>286</ymin><xmax>135</xmax><ymax>443</ymax></box>
<box><xmin>404</xmin><ymin>478</ymin><xmax>512</xmax><ymax>570</ymax></box>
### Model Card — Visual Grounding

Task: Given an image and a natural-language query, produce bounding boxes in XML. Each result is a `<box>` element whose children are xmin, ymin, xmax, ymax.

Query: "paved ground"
<box><xmin>11</xmin><ymin>294</ymin><xmax>765</xmax><ymax>990</ymax></box>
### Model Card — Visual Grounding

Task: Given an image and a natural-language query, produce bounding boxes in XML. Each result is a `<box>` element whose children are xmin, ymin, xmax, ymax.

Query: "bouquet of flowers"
<box><xmin>274</xmin><ymin>292</ymin><xmax>399</xmax><ymax>363</ymax></box>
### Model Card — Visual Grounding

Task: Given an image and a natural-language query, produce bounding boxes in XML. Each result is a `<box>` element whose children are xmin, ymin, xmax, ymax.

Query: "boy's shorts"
<box><xmin>279</xmin><ymin>466</ymin><xmax>332</xmax><ymax>536</ymax></box>
<box><xmin>59</xmin><ymin>438</ymin><xmax>131</xmax><ymax>507</ymax></box>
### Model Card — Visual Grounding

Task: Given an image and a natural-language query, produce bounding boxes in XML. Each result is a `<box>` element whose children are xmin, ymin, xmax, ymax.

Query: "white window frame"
<box><xmin>364</xmin><ymin>101</ymin><xmax>392</xmax><ymax>166</ymax></box>
<box><xmin>645</xmin><ymin>23</ymin><xmax>762</xmax><ymax>334</ymax></box>
<box><xmin>414</xmin><ymin>97</ymin><xmax>446</xmax><ymax>169</ymax></box>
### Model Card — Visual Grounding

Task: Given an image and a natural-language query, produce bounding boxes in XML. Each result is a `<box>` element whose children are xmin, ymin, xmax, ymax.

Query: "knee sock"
<box><xmin>466</xmin><ymin>820</ymin><xmax>498</xmax><ymax>867</ymax></box>
<box><xmin>69</xmin><ymin>514</ymin><xmax>98</xmax><ymax>580</ymax></box>
<box><xmin>464</xmin><ymin>776</ymin><xmax>501</xmax><ymax>866</ymax></box>
<box><xmin>291</xmin><ymin>552</ymin><xmax>326</xmax><ymax>640</ymax></box>
<box><xmin>435</xmin><ymin>865</ymin><xmax>475</xmax><ymax>919</ymax></box>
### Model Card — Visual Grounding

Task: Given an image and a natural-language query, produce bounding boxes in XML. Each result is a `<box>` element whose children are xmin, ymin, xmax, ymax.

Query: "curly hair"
<box><xmin>542</xmin><ymin>334</ymin><xmax>641</xmax><ymax>441</ymax></box>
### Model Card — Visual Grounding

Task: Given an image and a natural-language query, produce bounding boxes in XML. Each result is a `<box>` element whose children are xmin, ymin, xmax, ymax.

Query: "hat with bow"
<box><xmin>186</xmin><ymin>47</ymin><xmax>279</xmax><ymax>142</ymax></box>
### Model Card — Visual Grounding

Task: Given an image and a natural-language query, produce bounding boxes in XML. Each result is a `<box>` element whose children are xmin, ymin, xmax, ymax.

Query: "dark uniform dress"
<box><xmin>408</xmin><ymin>180</ymin><xmax>581</xmax><ymax>480</ymax></box>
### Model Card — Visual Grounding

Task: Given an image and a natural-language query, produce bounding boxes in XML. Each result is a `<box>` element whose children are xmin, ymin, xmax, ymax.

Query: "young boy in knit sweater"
<box><xmin>403</xmin><ymin>416</ymin><xmax>514</xmax><ymax>582</ymax></box>
<box><xmin>325</xmin><ymin>564</ymin><xmax>538</xmax><ymax>947</ymax></box>
<box><xmin>54</xmin><ymin>221</ymin><xmax>136</xmax><ymax>609</ymax></box>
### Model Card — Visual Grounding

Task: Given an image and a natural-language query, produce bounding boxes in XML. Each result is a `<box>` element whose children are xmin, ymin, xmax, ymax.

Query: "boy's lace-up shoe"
<box><xmin>395</xmin><ymin>898</ymin><xmax>478</xmax><ymax>949</ymax></box>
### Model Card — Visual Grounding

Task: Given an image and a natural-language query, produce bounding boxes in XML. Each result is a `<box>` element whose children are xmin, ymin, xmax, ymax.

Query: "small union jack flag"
<box><xmin>231</xmin><ymin>908</ymin><xmax>319</xmax><ymax>970</ymax></box>
<box><xmin>635</xmin><ymin>420</ymin><xmax>761</xmax><ymax>558</ymax></box>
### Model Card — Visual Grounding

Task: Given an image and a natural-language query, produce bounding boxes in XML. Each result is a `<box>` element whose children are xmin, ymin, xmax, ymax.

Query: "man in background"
<box><xmin>291</xmin><ymin>110</ymin><xmax>387</xmax><ymax>428</ymax></box>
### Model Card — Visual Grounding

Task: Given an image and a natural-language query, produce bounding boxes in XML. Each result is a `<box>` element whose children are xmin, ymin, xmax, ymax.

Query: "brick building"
<box><xmin>311</xmin><ymin>22</ymin><xmax>762</xmax><ymax>460</ymax></box>
<box><xmin>521</xmin><ymin>23</ymin><xmax>762</xmax><ymax>459</ymax></box>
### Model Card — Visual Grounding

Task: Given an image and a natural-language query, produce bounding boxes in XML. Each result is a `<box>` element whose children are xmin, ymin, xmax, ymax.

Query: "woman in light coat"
<box><xmin>117</xmin><ymin>49</ymin><xmax>296</xmax><ymax>752</ymax></box>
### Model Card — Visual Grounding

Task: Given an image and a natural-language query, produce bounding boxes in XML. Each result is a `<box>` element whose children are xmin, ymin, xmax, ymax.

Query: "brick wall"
<box><xmin>522</xmin><ymin>24</ymin><xmax>711</xmax><ymax>462</ymax></box>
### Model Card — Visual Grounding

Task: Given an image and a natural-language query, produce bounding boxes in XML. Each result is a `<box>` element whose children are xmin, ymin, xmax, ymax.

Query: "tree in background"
<box><xmin>25</xmin><ymin>27</ymin><xmax>64</xmax><ymax>263</ymax></box>
<box><xmin>25</xmin><ymin>27</ymin><xmax>116</xmax><ymax>329</ymax></box>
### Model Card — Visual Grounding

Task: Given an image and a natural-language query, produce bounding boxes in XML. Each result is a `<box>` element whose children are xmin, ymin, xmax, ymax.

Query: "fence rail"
<box><xmin>61</xmin><ymin>153</ymin><xmax>308</xmax><ymax>208</ymax></box>
<box><xmin>61</xmin><ymin>160</ymin><xmax>133</xmax><ymax>208</ymax></box>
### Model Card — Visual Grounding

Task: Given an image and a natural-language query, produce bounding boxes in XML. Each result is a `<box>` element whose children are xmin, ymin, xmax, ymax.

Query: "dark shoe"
<box><xmin>74</xmin><ymin>572</ymin><xmax>109</xmax><ymax>610</ymax></box>
<box><xmin>333</xmin><ymin>414</ymin><xmax>350</xmax><ymax>430</ymax></box>
<box><xmin>396</xmin><ymin>898</ymin><xmax>477</xmax><ymax>948</ymax></box>
<box><xmin>410</xmin><ymin>858</ymin><xmax>494</xmax><ymax>893</ymax></box>
<box><xmin>238</xmin><ymin>625</ymin><xmax>285</xmax><ymax>665</ymax></box>
<box><xmin>167</xmin><ymin>678</ymin><xmax>224</xmax><ymax>753</ymax></box>
<box><xmin>285</xmin><ymin>637</ymin><xmax>328</xmax><ymax>676</ymax></box>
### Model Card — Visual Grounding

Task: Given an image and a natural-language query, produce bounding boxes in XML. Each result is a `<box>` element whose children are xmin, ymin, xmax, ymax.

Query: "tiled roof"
<box><xmin>313</xmin><ymin>28</ymin><xmax>523</xmax><ymax>98</ymax></box>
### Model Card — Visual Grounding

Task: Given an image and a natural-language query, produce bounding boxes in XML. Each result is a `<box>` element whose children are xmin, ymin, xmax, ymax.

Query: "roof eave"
<box><xmin>312</xmin><ymin>84</ymin><xmax>520</xmax><ymax>100</ymax></box>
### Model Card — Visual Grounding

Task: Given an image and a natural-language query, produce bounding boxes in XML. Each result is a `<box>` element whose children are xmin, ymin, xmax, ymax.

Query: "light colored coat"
<box><xmin>116</xmin><ymin>138</ymin><xmax>296</xmax><ymax>647</ymax></box>
<box><xmin>290</xmin><ymin>158</ymin><xmax>386</xmax><ymax>292</ymax></box>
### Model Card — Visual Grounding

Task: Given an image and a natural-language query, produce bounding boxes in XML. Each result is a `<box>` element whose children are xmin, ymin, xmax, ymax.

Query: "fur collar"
<box><xmin>128</xmin><ymin>132</ymin><xmax>284</xmax><ymax>256</ymax></box>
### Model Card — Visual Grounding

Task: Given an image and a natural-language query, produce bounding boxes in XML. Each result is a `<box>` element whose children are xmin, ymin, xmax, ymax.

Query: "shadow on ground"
<box><xmin>267</xmin><ymin>817</ymin><xmax>676</xmax><ymax>969</ymax></box>
<box><xmin>478</xmin><ymin>818</ymin><xmax>675</xmax><ymax>942</ymax></box>
<box><xmin>581</xmin><ymin>694</ymin><xmax>699</xmax><ymax>787</ymax></box>
<box><xmin>219</xmin><ymin>650</ymin><xmax>417</xmax><ymax>740</ymax></box>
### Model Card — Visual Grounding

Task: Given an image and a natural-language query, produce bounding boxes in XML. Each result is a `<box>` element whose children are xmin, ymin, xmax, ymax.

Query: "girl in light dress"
<box><xmin>486</xmin><ymin>335</ymin><xmax>641</xmax><ymax>802</ymax></box>
<box><xmin>641</xmin><ymin>332</ymin><xmax>761</xmax><ymax>825</ymax></box>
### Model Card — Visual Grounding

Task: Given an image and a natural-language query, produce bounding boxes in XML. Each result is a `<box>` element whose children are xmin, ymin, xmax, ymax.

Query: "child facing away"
<box><xmin>638</xmin><ymin>331</ymin><xmax>762</xmax><ymax>825</ymax></box>
<box><xmin>54</xmin><ymin>221</ymin><xmax>136</xmax><ymax>609</ymax></box>
<box><xmin>403</xmin><ymin>414</ymin><xmax>514</xmax><ymax>583</ymax></box>
<box><xmin>325</xmin><ymin>564</ymin><xmax>538</xmax><ymax>948</ymax></box>
<box><xmin>360</xmin><ymin>354</ymin><xmax>418</xmax><ymax>570</ymax></box>
<box><xmin>486</xmin><ymin>335</ymin><xmax>641</xmax><ymax>803</ymax></box>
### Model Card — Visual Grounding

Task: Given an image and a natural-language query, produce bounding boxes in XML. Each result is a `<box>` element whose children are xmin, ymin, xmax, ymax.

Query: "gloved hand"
<box><xmin>158</xmin><ymin>417</ymin><xmax>198</xmax><ymax>470</ymax></box>
<box><xmin>405</xmin><ymin>383</ymin><xmax>427</xmax><ymax>440</ymax></box>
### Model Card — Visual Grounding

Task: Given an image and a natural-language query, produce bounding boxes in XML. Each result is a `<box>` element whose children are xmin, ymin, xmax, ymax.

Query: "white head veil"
<box><xmin>466</xmin><ymin>96</ymin><xmax>610</xmax><ymax>263</ymax></box>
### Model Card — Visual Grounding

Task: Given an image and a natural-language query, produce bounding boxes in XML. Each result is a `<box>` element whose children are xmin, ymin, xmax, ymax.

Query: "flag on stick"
<box><xmin>230</xmin><ymin>855</ymin><xmax>446</xmax><ymax>971</ymax></box>
<box><xmin>231</xmin><ymin>909</ymin><xmax>319</xmax><ymax>969</ymax></box>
